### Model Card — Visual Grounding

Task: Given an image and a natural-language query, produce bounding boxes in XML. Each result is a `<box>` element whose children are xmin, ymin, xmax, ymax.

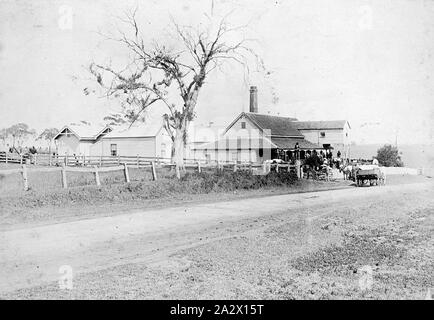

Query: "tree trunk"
<box><xmin>172</xmin><ymin>127</ymin><xmax>186</xmax><ymax>179</ymax></box>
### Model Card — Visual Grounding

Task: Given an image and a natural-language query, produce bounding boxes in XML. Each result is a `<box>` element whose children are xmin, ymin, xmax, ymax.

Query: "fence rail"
<box><xmin>0</xmin><ymin>152</ymin><xmax>267</xmax><ymax>168</ymax></box>
<box><xmin>0</xmin><ymin>155</ymin><xmax>301</xmax><ymax>191</ymax></box>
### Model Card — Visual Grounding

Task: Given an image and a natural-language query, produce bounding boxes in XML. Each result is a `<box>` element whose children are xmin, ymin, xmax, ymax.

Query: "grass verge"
<box><xmin>0</xmin><ymin>171</ymin><xmax>350</xmax><ymax>228</ymax></box>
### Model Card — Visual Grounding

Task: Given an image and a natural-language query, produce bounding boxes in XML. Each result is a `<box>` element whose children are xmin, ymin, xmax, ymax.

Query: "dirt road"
<box><xmin>1</xmin><ymin>180</ymin><xmax>433</xmax><ymax>299</ymax></box>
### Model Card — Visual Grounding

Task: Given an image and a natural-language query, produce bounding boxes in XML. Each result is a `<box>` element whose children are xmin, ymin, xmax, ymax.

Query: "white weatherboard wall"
<box><xmin>155</xmin><ymin>130</ymin><xmax>173</xmax><ymax>159</ymax></box>
<box><xmin>225</xmin><ymin>114</ymin><xmax>258</xmax><ymax>135</ymax></box>
<box><xmin>197</xmin><ymin>114</ymin><xmax>268</xmax><ymax>163</ymax></box>
<box><xmin>298</xmin><ymin>122</ymin><xmax>351</xmax><ymax>158</ymax></box>
<box><xmin>56</xmin><ymin>135</ymin><xmax>94</xmax><ymax>156</ymax></box>
<box><xmin>94</xmin><ymin>137</ymin><xmax>156</xmax><ymax>157</ymax></box>
<box><xmin>89</xmin><ymin>130</ymin><xmax>173</xmax><ymax>159</ymax></box>
<box><xmin>197</xmin><ymin>148</ymin><xmax>259</xmax><ymax>163</ymax></box>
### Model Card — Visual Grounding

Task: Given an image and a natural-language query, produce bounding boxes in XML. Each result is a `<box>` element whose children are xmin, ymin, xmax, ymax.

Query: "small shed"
<box><xmin>54</xmin><ymin>124</ymin><xmax>112</xmax><ymax>157</ymax></box>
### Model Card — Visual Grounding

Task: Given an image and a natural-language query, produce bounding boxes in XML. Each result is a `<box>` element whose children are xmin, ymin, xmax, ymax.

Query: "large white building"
<box><xmin>192</xmin><ymin>86</ymin><xmax>351</xmax><ymax>163</ymax></box>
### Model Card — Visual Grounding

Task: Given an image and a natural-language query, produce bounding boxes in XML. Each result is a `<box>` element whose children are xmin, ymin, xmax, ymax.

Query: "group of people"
<box><xmin>8</xmin><ymin>145</ymin><xmax>38</xmax><ymax>155</ymax></box>
<box><xmin>304</xmin><ymin>149</ymin><xmax>343</xmax><ymax>171</ymax></box>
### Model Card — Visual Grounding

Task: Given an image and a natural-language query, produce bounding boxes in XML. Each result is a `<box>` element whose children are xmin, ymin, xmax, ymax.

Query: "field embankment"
<box><xmin>0</xmin><ymin>170</ymin><xmax>352</xmax><ymax>228</ymax></box>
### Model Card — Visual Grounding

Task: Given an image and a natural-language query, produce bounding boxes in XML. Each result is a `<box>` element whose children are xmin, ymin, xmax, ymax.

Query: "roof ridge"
<box><xmin>245</xmin><ymin>112</ymin><xmax>298</xmax><ymax>119</ymax></box>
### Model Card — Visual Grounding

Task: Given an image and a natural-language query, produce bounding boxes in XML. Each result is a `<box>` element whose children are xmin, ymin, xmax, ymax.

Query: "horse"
<box><xmin>378</xmin><ymin>167</ymin><xmax>387</xmax><ymax>186</ymax></box>
<box><xmin>340</xmin><ymin>164</ymin><xmax>353</xmax><ymax>180</ymax></box>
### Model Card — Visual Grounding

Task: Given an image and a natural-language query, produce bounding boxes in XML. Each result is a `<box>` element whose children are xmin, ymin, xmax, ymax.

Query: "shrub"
<box><xmin>376</xmin><ymin>144</ymin><xmax>404</xmax><ymax>167</ymax></box>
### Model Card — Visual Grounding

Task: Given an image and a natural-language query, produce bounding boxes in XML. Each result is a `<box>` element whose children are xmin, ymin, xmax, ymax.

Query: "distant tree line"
<box><xmin>0</xmin><ymin>123</ymin><xmax>58</xmax><ymax>154</ymax></box>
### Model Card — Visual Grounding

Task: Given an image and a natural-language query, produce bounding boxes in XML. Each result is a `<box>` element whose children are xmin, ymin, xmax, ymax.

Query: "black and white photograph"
<box><xmin>0</xmin><ymin>0</ymin><xmax>433</xmax><ymax>305</ymax></box>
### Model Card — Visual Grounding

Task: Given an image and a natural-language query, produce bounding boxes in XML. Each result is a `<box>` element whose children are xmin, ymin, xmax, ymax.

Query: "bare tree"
<box><xmin>37</xmin><ymin>128</ymin><xmax>59</xmax><ymax>155</ymax></box>
<box><xmin>103</xmin><ymin>113</ymin><xmax>128</xmax><ymax>127</ymax></box>
<box><xmin>0</xmin><ymin>128</ymin><xmax>9</xmax><ymax>149</ymax></box>
<box><xmin>6</xmin><ymin>123</ymin><xmax>36</xmax><ymax>153</ymax></box>
<box><xmin>89</xmin><ymin>10</ymin><xmax>259</xmax><ymax>178</ymax></box>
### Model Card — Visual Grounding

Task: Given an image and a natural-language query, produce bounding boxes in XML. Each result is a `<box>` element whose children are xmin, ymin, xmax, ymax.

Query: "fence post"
<box><xmin>197</xmin><ymin>161</ymin><xmax>201</xmax><ymax>173</ymax></box>
<box><xmin>21</xmin><ymin>164</ymin><xmax>29</xmax><ymax>191</ymax></box>
<box><xmin>136</xmin><ymin>154</ymin><xmax>139</xmax><ymax>168</ymax></box>
<box><xmin>123</xmin><ymin>163</ymin><xmax>130</xmax><ymax>183</ymax></box>
<box><xmin>83</xmin><ymin>154</ymin><xmax>86</xmax><ymax>166</ymax></box>
<box><xmin>48</xmin><ymin>153</ymin><xmax>52</xmax><ymax>166</ymax></box>
<box><xmin>5</xmin><ymin>152</ymin><xmax>8</xmax><ymax>164</ymax></box>
<box><xmin>233</xmin><ymin>163</ymin><xmax>237</xmax><ymax>172</ymax></box>
<box><xmin>263</xmin><ymin>163</ymin><xmax>267</xmax><ymax>174</ymax></box>
<box><xmin>117</xmin><ymin>155</ymin><xmax>120</xmax><ymax>165</ymax></box>
<box><xmin>151</xmin><ymin>161</ymin><xmax>157</xmax><ymax>181</ymax></box>
<box><xmin>34</xmin><ymin>154</ymin><xmax>38</xmax><ymax>166</ymax></box>
<box><xmin>295</xmin><ymin>160</ymin><xmax>301</xmax><ymax>179</ymax></box>
<box><xmin>99</xmin><ymin>155</ymin><xmax>102</xmax><ymax>167</ymax></box>
<box><xmin>65</xmin><ymin>153</ymin><xmax>68</xmax><ymax>166</ymax></box>
<box><xmin>61</xmin><ymin>163</ymin><xmax>68</xmax><ymax>188</ymax></box>
<box><xmin>94</xmin><ymin>165</ymin><xmax>101</xmax><ymax>186</ymax></box>
<box><xmin>20</xmin><ymin>154</ymin><xmax>23</xmax><ymax>165</ymax></box>
<box><xmin>276</xmin><ymin>164</ymin><xmax>279</xmax><ymax>173</ymax></box>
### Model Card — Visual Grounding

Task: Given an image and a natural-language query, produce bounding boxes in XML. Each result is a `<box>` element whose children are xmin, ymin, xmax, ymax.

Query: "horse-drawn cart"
<box><xmin>355</xmin><ymin>165</ymin><xmax>383</xmax><ymax>187</ymax></box>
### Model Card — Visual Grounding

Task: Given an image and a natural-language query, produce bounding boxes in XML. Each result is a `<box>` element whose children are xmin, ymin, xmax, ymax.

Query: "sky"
<box><xmin>0</xmin><ymin>0</ymin><xmax>433</xmax><ymax>145</ymax></box>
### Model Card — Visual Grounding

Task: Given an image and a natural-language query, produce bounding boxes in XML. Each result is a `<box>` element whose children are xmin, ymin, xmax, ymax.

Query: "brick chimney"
<box><xmin>249</xmin><ymin>86</ymin><xmax>258</xmax><ymax>113</ymax></box>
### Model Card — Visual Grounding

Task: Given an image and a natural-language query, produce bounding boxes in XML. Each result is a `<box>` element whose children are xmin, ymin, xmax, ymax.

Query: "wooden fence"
<box><xmin>0</xmin><ymin>158</ymin><xmax>300</xmax><ymax>191</ymax></box>
<box><xmin>1</xmin><ymin>152</ymin><xmax>266</xmax><ymax>168</ymax></box>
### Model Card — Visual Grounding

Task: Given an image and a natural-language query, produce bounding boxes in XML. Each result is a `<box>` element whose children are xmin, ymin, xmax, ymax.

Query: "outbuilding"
<box><xmin>54</xmin><ymin>124</ymin><xmax>112</xmax><ymax>157</ymax></box>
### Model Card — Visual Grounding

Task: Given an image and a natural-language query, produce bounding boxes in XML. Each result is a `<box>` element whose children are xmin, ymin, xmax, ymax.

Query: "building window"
<box><xmin>320</xmin><ymin>132</ymin><xmax>326</xmax><ymax>138</ymax></box>
<box><xmin>110</xmin><ymin>144</ymin><xmax>117</xmax><ymax>156</ymax></box>
<box><xmin>258</xmin><ymin>148</ymin><xmax>264</xmax><ymax>157</ymax></box>
<box><xmin>241</xmin><ymin>122</ymin><xmax>246</xmax><ymax>129</ymax></box>
<box><xmin>346</xmin><ymin>133</ymin><xmax>348</xmax><ymax>137</ymax></box>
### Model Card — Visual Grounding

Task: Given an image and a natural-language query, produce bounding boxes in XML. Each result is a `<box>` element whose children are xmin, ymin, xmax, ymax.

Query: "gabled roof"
<box><xmin>191</xmin><ymin>135</ymin><xmax>322</xmax><ymax>151</ymax></box>
<box><xmin>54</xmin><ymin>124</ymin><xmax>111</xmax><ymax>140</ymax></box>
<box><xmin>292</xmin><ymin>120</ymin><xmax>350</xmax><ymax>130</ymax></box>
<box><xmin>270</xmin><ymin>137</ymin><xmax>323</xmax><ymax>150</ymax></box>
<box><xmin>103</xmin><ymin>121</ymin><xmax>163</xmax><ymax>139</ymax></box>
<box><xmin>192</xmin><ymin>136</ymin><xmax>277</xmax><ymax>150</ymax></box>
<box><xmin>224</xmin><ymin>112</ymin><xmax>303</xmax><ymax>138</ymax></box>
